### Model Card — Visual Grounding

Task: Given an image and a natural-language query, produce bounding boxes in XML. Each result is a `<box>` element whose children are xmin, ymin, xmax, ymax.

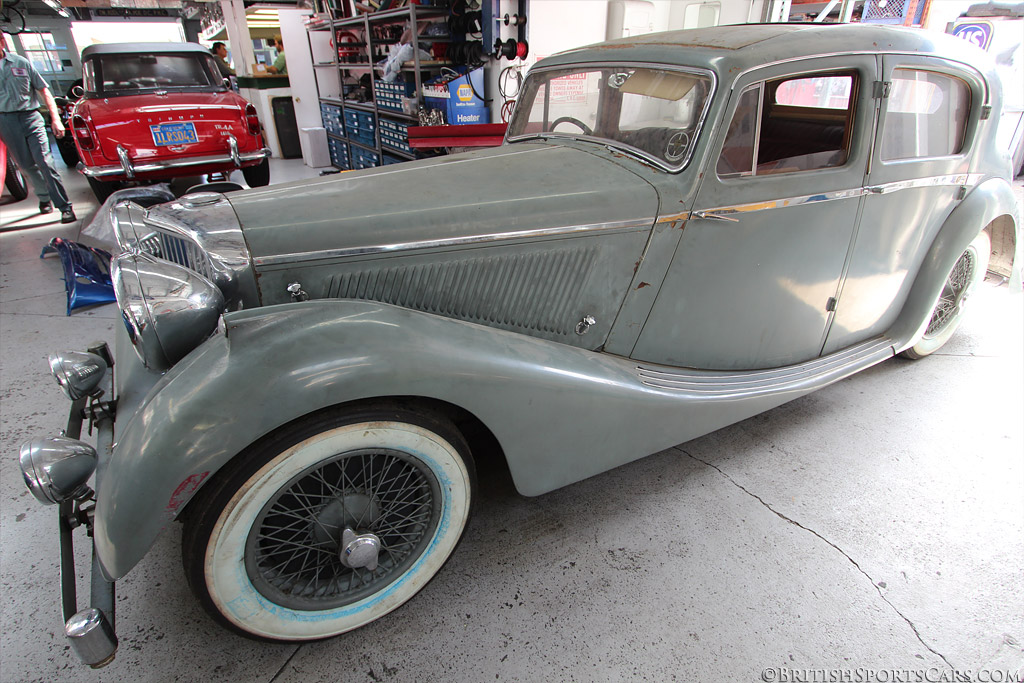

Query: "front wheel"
<box><xmin>182</xmin><ymin>405</ymin><xmax>475</xmax><ymax>641</ymax></box>
<box><xmin>902</xmin><ymin>230</ymin><xmax>990</xmax><ymax>360</ymax></box>
<box><xmin>4</xmin><ymin>156</ymin><xmax>28</xmax><ymax>201</ymax></box>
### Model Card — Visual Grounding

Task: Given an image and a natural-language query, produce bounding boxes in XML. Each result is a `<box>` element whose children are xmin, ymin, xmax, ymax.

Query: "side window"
<box><xmin>717</xmin><ymin>70</ymin><xmax>857</xmax><ymax>177</ymax></box>
<box><xmin>880</xmin><ymin>69</ymin><xmax>970</xmax><ymax>160</ymax></box>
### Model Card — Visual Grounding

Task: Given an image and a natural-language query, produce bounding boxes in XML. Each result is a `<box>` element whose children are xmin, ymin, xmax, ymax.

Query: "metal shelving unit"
<box><xmin>307</xmin><ymin>4</ymin><xmax>452</xmax><ymax>169</ymax></box>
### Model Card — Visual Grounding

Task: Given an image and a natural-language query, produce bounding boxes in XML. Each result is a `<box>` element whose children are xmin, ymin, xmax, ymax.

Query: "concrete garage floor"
<box><xmin>1</xmin><ymin>158</ymin><xmax>1022</xmax><ymax>683</ymax></box>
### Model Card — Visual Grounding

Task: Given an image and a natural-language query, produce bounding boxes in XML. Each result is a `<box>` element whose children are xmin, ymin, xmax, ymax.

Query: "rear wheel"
<box><xmin>86</xmin><ymin>176</ymin><xmax>122</xmax><ymax>203</ymax></box>
<box><xmin>241</xmin><ymin>158</ymin><xmax>270</xmax><ymax>188</ymax></box>
<box><xmin>182</xmin><ymin>404</ymin><xmax>475</xmax><ymax>641</ymax></box>
<box><xmin>4</xmin><ymin>156</ymin><xmax>28</xmax><ymax>201</ymax></box>
<box><xmin>55</xmin><ymin>137</ymin><xmax>80</xmax><ymax>169</ymax></box>
<box><xmin>902</xmin><ymin>231</ymin><xmax>990</xmax><ymax>360</ymax></box>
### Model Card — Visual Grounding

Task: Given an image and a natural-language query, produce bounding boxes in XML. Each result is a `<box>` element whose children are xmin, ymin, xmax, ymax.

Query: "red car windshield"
<box><xmin>83</xmin><ymin>53</ymin><xmax>223</xmax><ymax>96</ymax></box>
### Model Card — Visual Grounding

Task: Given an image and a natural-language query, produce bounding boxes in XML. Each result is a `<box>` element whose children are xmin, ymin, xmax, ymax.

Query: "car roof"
<box><xmin>82</xmin><ymin>42</ymin><xmax>212</xmax><ymax>59</ymax></box>
<box><xmin>537</xmin><ymin>23</ymin><xmax>993</xmax><ymax>77</ymax></box>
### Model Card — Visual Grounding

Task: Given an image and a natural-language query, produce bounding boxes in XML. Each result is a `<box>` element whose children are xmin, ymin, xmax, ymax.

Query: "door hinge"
<box><xmin>980</xmin><ymin>105</ymin><xmax>992</xmax><ymax>120</ymax></box>
<box><xmin>957</xmin><ymin>186</ymin><xmax>968</xmax><ymax>200</ymax></box>
<box><xmin>825</xmin><ymin>297</ymin><xmax>838</xmax><ymax>312</ymax></box>
<box><xmin>873</xmin><ymin>81</ymin><xmax>891</xmax><ymax>99</ymax></box>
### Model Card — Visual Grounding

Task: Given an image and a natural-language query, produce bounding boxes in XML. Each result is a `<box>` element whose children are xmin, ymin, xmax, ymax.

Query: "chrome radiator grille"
<box><xmin>137</xmin><ymin>231</ymin><xmax>217</xmax><ymax>283</ymax></box>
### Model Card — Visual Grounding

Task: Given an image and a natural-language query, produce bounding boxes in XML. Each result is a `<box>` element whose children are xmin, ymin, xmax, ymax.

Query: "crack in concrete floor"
<box><xmin>678</xmin><ymin>446</ymin><xmax>956</xmax><ymax>671</ymax></box>
<box><xmin>267</xmin><ymin>645</ymin><xmax>302</xmax><ymax>683</ymax></box>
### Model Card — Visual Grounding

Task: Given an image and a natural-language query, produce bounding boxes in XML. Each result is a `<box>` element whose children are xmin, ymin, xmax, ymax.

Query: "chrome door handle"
<box><xmin>693</xmin><ymin>210</ymin><xmax>740</xmax><ymax>223</ymax></box>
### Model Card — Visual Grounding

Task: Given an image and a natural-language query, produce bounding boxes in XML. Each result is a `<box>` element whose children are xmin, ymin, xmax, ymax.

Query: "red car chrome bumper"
<box><xmin>79</xmin><ymin>139</ymin><xmax>270</xmax><ymax>179</ymax></box>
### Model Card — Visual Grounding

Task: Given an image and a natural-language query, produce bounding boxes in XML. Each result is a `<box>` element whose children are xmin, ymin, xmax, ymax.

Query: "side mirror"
<box><xmin>71</xmin><ymin>85</ymin><xmax>84</xmax><ymax>98</ymax></box>
<box><xmin>223</xmin><ymin>78</ymin><xmax>230</xmax><ymax>88</ymax></box>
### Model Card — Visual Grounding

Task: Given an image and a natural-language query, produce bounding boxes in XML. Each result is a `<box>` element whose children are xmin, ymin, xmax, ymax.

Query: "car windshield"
<box><xmin>83</xmin><ymin>53</ymin><xmax>223</xmax><ymax>96</ymax></box>
<box><xmin>506</xmin><ymin>65</ymin><xmax>714</xmax><ymax>170</ymax></box>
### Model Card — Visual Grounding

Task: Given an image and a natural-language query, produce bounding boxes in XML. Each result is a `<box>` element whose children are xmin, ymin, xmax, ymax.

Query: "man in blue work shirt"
<box><xmin>0</xmin><ymin>42</ymin><xmax>76</xmax><ymax>223</ymax></box>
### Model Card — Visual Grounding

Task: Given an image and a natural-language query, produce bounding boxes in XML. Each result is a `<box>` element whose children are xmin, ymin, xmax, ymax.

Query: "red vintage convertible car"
<box><xmin>71</xmin><ymin>43</ymin><xmax>270</xmax><ymax>200</ymax></box>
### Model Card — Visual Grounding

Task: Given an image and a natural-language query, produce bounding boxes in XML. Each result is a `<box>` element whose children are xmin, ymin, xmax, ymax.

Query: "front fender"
<box><xmin>889</xmin><ymin>176</ymin><xmax>1021</xmax><ymax>351</ymax></box>
<box><xmin>95</xmin><ymin>299</ymin><xmax>891</xmax><ymax>580</ymax></box>
<box><xmin>96</xmin><ymin>300</ymin><xmax>657</xmax><ymax>578</ymax></box>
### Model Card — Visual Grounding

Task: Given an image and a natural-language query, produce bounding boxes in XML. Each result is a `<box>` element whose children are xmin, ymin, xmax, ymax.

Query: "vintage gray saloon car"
<box><xmin>19</xmin><ymin>24</ymin><xmax>1021</xmax><ymax>667</ymax></box>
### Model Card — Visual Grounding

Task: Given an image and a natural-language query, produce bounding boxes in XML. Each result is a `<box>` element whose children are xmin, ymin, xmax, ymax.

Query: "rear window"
<box><xmin>84</xmin><ymin>53</ymin><xmax>222</xmax><ymax>95</ymax></box>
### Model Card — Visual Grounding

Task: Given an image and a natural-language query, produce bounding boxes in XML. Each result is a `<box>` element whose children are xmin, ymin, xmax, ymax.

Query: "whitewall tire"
<box><xmin>182</xmin><ymin>406</ymin><xmax>474</xmax><ymax>641</ymax></box>
<box><xmin>903</xmin><ymin>230</ymin><xmax>990</xmax><ymax>360</ymax></box>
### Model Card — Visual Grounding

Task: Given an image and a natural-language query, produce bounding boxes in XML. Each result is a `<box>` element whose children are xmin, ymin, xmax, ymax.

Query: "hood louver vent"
<box><xmin>324</xmin><ymin>247</ymin><xmax>598</xmax><ymax>336</ymax></box>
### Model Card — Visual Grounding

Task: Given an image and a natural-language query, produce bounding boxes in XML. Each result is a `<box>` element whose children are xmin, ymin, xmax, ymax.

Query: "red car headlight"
<box><xmin>71</xmin><ymin>115</ymin><xmax>95</xmax><ymax>151</ymax></box>
<box><xmin>245</xmin><ymin>104</ymin><xmax>261</xmax><ymax>137</ymax></box>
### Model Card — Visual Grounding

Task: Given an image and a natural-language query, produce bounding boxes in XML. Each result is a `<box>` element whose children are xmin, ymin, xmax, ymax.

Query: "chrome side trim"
<box><xmin>252</xmin><ymin>218</ymin><xmax>656</xmax><ymax>267</ymax></box>
<box><xmin>637</xmin><ymin>336</ymin><xmax>894</xmax><ymax>396</ymax></box>
<box><xmin>81</xmin><ymin>147</ymin><xmax>270</xmax><ymax>178</ymax></box>
<box><xmin>691</xmin><ymin>174</ymin><xmax>983</xmax><ymax>221</ymax></box>
<box><xmin>694</xmin><ymin>187</ymin><xmax>868</xmax><ymax>221</ymax></box>
<box><xmin>865</xmin><ymin>173</ymin><xmax>983</xmax><ymax>195</ymax></box>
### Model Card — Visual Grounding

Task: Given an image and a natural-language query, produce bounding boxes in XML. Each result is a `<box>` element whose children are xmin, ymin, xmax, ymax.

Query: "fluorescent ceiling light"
<box><xmin>42</xmin><ymin>0</ymin><xmax>72</xmax><ymax>18</ymax></box>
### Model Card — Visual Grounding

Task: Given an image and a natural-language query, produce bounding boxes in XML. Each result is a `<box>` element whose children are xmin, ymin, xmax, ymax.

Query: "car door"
<box><xmin>822</xmin><ymin>56</ymin><xmax>982</xmax><ymax>354</ymax></box>
<box><xmin>631</xmin><ymin>56</ymin><xmax>876</xmax><ymax>370</ymax></box>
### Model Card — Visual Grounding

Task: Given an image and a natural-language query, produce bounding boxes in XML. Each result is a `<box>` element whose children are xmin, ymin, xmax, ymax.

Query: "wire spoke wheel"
<box><xmin>902</xmin><ymin>231</ymin><xmax>989</xmax><ymax>360</ymax></box>
<box><xmin>245</xmin><ymin>448</ymin><xmax>441</xmax><ymax>610</ymax></box>
<box><xmin>183</xmin><ymin>406</ymin><xmax>474</xmax><ymax>641</ymax></box>
<box><xmin>924</xmin><ymin>247</ymin><xmax>975</xmax><ymax>337</ymax></box>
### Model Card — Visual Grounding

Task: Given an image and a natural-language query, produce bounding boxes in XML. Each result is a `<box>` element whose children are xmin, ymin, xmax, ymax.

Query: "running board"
<box><xmin>636</xmin><ymin>336</ymin><xmax>895</xmax><ymax>399</ymax></box>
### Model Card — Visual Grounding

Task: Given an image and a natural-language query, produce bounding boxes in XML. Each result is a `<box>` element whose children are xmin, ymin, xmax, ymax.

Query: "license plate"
<box><xmin>150</xmin><ymin>122</ymin><xmax>198</xmax><ymax>146</ymax></box>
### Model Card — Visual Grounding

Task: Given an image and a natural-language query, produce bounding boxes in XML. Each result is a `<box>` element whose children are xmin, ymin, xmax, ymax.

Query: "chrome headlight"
<box><xmin>111</xmin><ymin>252</ymin><xmax>225</xmax><ymax>371</ymax></box>
<box><xmin>20</xmin><ymin>436</ymin><xmax>97</xmax><ymax>505</ymax></box>
<box><xmin>111</xmin><ymin>196</ymin><xmax>259</xmax><ymax>311</ymax></box>
<box><xmin>48</xmin><ymin>351</ymin><xmax>108</xmax><ymax>400</ymax></box>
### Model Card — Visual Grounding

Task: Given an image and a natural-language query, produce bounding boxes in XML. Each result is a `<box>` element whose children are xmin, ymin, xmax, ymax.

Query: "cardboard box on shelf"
<box><xmin>422</xmin><ymin>67</ymin><xmax>489</xmax><ymax>125</ymax></box>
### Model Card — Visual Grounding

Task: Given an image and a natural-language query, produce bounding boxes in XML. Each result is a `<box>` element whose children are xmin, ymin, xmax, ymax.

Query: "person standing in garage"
<box><xmin>0</xmin><ymin>42</ymin><xmax>76</xmax><ymax>223</ymax></box>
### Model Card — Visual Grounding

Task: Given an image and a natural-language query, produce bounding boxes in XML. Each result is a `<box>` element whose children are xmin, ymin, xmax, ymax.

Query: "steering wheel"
<box><xmin>550</xmin><ymin>116</ymin><xmax>593</xmax><ymax>136</ymax></box>
<box><xmin>664</xmin><ymin>130</ymin><xmax>691</xmax><ymax>162</ymax></box>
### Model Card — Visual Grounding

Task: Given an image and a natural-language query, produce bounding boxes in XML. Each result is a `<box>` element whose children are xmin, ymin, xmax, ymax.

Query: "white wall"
<box><xmin>486</xmin><ymin>0</ymin><xmax>762</xmax><ymax>122</ymax></box>
<box><xmin>923</xmin><ymin>0</ymin><xmax>977</xmax><ymax>32</ymax></box>
<box><xmin>279</xmin><ymin>8</ymin><xmax>321</xmax><ymax>132</ymax></box>
<box><xmin>10</xmin><ymin>15</ymin><xmax>80</xmax><ymax>94</ymax></box>
<box><xmin>528</xmin><ymin>1</ymin><xmax>609</xmax><ymax>62</ymax></box>
<box><xmin>486</xmin><ymin>0</ymin><xmax>609</xmax><ymax>123</ymax></box>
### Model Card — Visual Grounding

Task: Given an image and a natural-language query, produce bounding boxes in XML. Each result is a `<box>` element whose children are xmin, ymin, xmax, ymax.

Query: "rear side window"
<box><xmin>717</xmin><ymin>71</ymin><xmax>857</xmax><ymax>177</ymax></box>
<box><xmin>880</xmin><ymin>69</ymin><xmax>970</xmax><ymax>160</ymax></box>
